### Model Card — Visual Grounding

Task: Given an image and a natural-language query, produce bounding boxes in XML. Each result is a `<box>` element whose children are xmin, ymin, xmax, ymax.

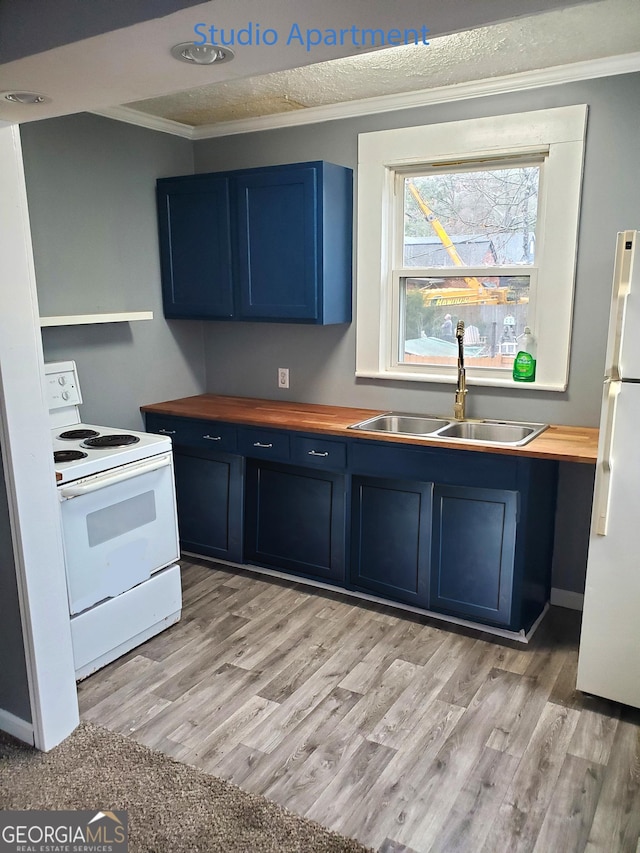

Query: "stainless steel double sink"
<box><xmin>348</xmin><ymin>413</ymin><xmax>548</xmax><ymax>447</ymax></box>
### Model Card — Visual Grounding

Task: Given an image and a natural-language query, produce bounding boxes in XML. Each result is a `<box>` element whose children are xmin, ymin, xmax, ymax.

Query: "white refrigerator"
<box><xmin>577</xmin><ymin>230</ymin><xmax>640</xmax><ymax>708</ymax></box>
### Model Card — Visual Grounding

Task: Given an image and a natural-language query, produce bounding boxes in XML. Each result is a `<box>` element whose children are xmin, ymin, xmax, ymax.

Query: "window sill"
<box><xmin>355</xmin><ymin>368</ymin><xmax>566</xmax><ymax>392</ymax></box>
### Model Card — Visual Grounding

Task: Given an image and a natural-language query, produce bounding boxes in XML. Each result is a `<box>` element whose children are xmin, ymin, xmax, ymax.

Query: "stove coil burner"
<box><xmin>82</xmin><ymin>434</ymin><xmax>141</xmax><ymax>449</ymax></box>
<box><xmin>54</xmin><ymin>449</ymin><xmax>88</xmax><ymax>463</ymax></box>
<box><xmin>58</xmin><ymin>428</ymin><xmax>100</xmax><ymax>440</ymax></box>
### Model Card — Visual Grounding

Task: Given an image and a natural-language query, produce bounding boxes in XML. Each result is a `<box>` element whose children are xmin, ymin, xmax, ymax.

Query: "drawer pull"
<box><xmin>308</xmin><ymin>450</ymin><xmax>329</xmax><ymax>457</ymax></box>
<box><xmin>253</xmin><ymin>441</ymin><xmax>273</xmax><ymax>449</ymax></box>
<box><xmin>158</xmin><ymin>428</ymin><xmax>176</xmax><ymax>435</ymax></box>
<box><xmin>203</xmin><ymin>434</ymin><xmax>222</xmax><ymax>441</ymax></box>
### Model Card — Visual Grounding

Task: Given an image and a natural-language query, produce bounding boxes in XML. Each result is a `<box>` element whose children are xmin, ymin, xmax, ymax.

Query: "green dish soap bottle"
<box><xmin>513</xmin><ymin>327</ymin><xmax>536</xmax><ymax>382</ymax></box>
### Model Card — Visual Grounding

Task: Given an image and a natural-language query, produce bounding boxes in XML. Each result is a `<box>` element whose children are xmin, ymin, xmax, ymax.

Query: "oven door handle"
<box><xmin>59</xmin><ymin>455</ymin><xmax>172</xmax><ymax>499</ymax></box>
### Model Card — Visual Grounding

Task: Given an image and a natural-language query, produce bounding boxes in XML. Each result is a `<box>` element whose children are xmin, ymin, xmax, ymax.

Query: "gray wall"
<box><xmin>194</xmin><ymin>72</ymin><xmax>640</xmax><ymax>430</ymax></box>
<box><xmin>21</xmin><ymin>114</ymin><xmax>206</xmax><ymax>430</ymax></box>
<box><xmin>193</xmin><ymin>72</ymin><xmax>640</xmax><ymax>595</ymax></box>
<box><xmin>0</xmin><ymin>445</ymin><xmax>32</xmax><ymax>722</ymax></box>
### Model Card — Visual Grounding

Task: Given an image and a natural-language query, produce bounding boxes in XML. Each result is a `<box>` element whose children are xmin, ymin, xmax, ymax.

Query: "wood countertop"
<box><xmin>141</xmin><ymin>394</ymin><xmax>599</xmax><ymax>464</ymax></box>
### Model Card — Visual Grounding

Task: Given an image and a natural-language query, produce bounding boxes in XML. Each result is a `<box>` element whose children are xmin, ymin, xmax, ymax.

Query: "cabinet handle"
<box><xmin>203</xmin><ymin>434</ymin><xmax>222</xmax><ymax>441</ymax></box>
<box><xmin>308</xmin><ymin>450</ymin><xmax>329</xmax><ymax>457</ymax></box>
<box><xmin>158</xmin><ymin>428</ymin><xmax>176</xmax><ymax>435</ymax></box>
<box><xmin>253</xmin><ymin>441</ymin><xmax>273</xmax><ymax>448</ymax></box>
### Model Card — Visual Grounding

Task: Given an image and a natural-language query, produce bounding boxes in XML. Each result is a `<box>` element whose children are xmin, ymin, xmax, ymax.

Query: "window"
<box><xmin>398</xmin><ymin>161</ymin><xmax>539</xmax><ymax>371</ymax></box>
<box><xmin>356</xmin><ymin>105</ymin><xmax>588</xmax><ymax>390</ymax></box>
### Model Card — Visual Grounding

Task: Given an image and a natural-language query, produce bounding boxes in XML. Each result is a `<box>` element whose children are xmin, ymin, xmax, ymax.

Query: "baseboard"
<box><xmin>551</xmin><ymin>587</ymin><xmax>584</xmax><ymax>611</ymax></box>
<box><xmin>0</xmin><ymin>708</ymin><xmax>34</xmax><ymax>744</ymax></box>
<box><xmin>184</xmin><ymin>551</ymin><xmax>542</xmax><ymax>643</ymax></box>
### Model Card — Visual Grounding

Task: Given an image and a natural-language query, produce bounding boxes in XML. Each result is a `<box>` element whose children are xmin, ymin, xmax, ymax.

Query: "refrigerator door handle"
<box><xmin>595</xmin><ymin>380</ymin><xmax>621</xmax><ymax>536</ymax></box>
<box><xmin>606</xmin><ymin>231</ymin><xmax>636</xmax><ymax>380</ymax></box>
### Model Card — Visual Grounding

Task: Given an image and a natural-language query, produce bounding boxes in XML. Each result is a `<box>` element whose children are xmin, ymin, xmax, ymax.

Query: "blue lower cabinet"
<box><xmin>430</xmin><ymin>485</ymin><xmax>517</xmax><ymax>627</ymax></box>
<box><xmin>146</xmin><ymin>411</ymin><xmax>556</xmax><ymax>633</ymax></box>
<box><xmin>173</xmin><ymin>450</ymin><xmax>243</xmax><ymax>563</ymax></box>
<box><xmin>350</xmin><ymin>476</ymin><xmax>432</xmax><ymax>608</ymax></box>
<box><xmin>244</xmin><ymin>460</ymin><xmax>346</xmax><ymax>583</ymax></box>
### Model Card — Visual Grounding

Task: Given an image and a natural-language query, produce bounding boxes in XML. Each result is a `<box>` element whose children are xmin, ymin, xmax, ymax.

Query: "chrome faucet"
<box><xmin>454</xmin><ymin>320</ymin><xmax>467</xmax><ymax>420</ymax></box>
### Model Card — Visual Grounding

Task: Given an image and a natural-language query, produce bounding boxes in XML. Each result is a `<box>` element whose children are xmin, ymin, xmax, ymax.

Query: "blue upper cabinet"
<box><xmin>235</xmin><ymin>165</ymin><xmax>319</xmax><ymax>321</ymax></box>
<box><xmin>157</xmin><ymin>175</ymin><xmax>234</xmax><ymax>319</ymax></box>
<box><xmin>156</xmin><ymin>161</ymin><xmax>353</xmax><ymax>324</ymax></box>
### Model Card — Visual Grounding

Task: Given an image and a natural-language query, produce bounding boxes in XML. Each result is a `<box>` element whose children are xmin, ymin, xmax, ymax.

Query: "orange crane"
<box><xmin>406</xmin><ymin>180</ymin><xmax>508</xmax><ymax>306</ymax></box>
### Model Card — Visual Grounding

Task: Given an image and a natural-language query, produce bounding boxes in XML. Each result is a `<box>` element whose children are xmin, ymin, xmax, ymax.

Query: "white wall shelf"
<box><xmin>39</xmin><ymin>311</ymin><xmax>153</xmax><ymax>327</ymax></box>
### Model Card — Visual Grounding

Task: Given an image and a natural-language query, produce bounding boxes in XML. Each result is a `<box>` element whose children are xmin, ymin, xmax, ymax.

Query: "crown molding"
<box><xmin>93</xmin><ymin>51</ymin><xmax>640</xmax><ymax>141</ymax></box>
<box><xmin>90</xmin><ymin>106</ymin><xmax>194</xmax><ymax>138</ymax></box>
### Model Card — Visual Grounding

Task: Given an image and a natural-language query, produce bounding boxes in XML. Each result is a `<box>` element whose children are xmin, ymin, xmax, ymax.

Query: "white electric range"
<box><xmin>52</xmin><ymin>423</ymin><xmax>174</xmax><ymax>484</ymax></box>
<box><xmin>46</xmin><ymin>360</ymin><xmax>182</xmax><ymax>680</ymax></box>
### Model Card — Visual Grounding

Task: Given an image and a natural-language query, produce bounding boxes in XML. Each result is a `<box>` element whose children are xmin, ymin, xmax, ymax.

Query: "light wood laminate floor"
<box><xmin>78</xmin><ymin>559</ymin><xmax>640</xmax><ymax>853</ymax></box>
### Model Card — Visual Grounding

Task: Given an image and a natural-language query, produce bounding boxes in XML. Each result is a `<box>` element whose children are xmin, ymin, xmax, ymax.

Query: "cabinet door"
<box><xmin>235</xmin><ymin>167</ymin><xmax>318</xmax><ymax>321</ymax></box>
<box><xmin>430</xmin><ymin>485</ymin><xmax>517</xmax><ymax>627</ymax></box>
<box><xmin>245</xmin><ymin>460</ymin><xmax>345</xmax><ymax>583</ymax></box>
<box><xmin>157</xmin><ymin>177</ymin><xmax>234</xmax><ymax>319</ymax></box>
<box><xmin>350</xmin><ymin>476</ymin><xmax>432</xmax><ymax>608</ymax></box>
<box><xmin>173</xmin><ymin>450</ymin><xmax>243</xmax><ymax>562</ymax></box>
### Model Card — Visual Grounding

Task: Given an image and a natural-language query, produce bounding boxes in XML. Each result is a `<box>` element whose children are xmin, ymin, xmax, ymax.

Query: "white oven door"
<box><xmin>59</xmin><ymin>452</ymin><xmax>180</xmax><ymax>615</ymax></box>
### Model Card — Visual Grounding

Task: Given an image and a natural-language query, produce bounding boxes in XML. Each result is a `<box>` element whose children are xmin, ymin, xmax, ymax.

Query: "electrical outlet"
<box><xmin>278</xmin><ymin>367</ymin><xmax>289</xmax><ymax>389</ymax></box>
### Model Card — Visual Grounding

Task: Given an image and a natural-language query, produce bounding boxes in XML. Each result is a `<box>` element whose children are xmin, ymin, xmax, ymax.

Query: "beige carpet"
<box><xmin>0</xmin><ymin>722</ymin><xmax>372</xmax><ymax>853</ymax></box>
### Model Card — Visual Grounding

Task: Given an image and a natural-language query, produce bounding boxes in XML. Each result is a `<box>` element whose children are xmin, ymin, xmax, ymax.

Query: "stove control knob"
<box><xmin>58</xmin><ymin>376</ymin><xmax>66</xmax><ymax>386</ymax></box>
<box><xmin>61</xmin><ymin>391</ymin><xmax>70</xmax><ymax>401</ymax></box>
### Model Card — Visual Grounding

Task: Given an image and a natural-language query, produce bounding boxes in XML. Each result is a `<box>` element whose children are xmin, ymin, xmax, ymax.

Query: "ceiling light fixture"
<box><xmin>1</xmin><ymin>91</ymin><xmax>51</xmax><ymax>105</ymax></box>
<box><xmin>170</xmin><ymin>42</ymin><xmax>234</xmax><ymax>65</ymax></box>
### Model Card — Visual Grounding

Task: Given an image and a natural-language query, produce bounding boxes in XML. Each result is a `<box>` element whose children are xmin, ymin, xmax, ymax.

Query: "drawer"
<box><xmin>238</xmin><ymin>427</ymin><xmax>290</xmax><ymax>461</ymax></box>
<box><xmin>145</xmin><ymin>414</ymin><xmax>237</xmax><ymax>453</ymax></box>
<box><xmin>145</xmin><ymin>413</ymin><xmax>191</xmax><ymax>443</ymax></box>
<box><xmin>187</xmin><ymin>421</ymin><xmax>237</xmax><ymax>453</ymax></box>
<box><xmin>292</xmin><ymin>435</ymin><xmax>347</xmax><ymax>470</ymax></box>
<box><xmin>349</xmin><ymin>439</ymin><xmax>518</xmax><ymax>490</ymax></box>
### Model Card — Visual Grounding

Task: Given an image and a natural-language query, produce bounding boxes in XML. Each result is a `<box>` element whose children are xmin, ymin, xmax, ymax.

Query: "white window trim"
<box><xmin>356</xmin><ymin>105</ymin><xmax>588</xmax><ymax>392</ymax></box>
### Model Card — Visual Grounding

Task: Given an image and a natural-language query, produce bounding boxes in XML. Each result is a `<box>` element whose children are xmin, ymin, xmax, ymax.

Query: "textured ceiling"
<box><xmin>0</xmin><ymin>0</ymin><xmax>594</xmax><ymax>125</ymax></box>
<box><xmin>124</xmin><ymin>0</ymin><xmax>640</xmax><ymax>127</ymax></box>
